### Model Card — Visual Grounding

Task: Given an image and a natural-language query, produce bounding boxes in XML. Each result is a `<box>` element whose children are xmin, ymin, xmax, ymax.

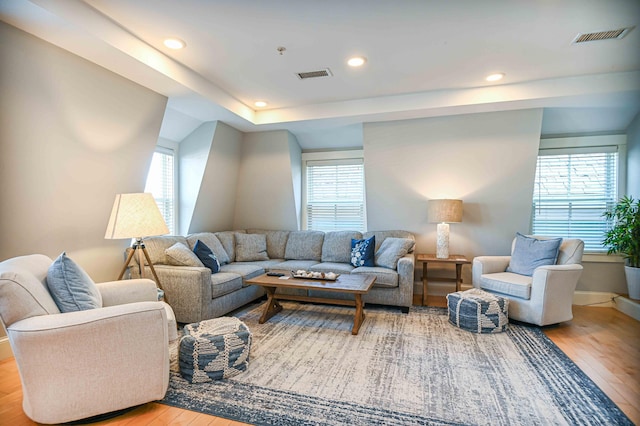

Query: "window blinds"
<box><xmin>306</xmin><ymin>159</ymin><xmax>365</xmax><ymax>232</ymax></box>
<box><xmin>144</xmin><ymin>148</ymin><xmax>175</xmax><ymax>234</ymax></box>
<box><xmin>532</xmin><ymin>148</ymin><xmax>618</xmax><ymax>252</ymax></box>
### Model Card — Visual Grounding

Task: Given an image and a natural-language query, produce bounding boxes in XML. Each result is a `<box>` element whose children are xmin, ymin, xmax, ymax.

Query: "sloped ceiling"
<box><xmin>1</xmin><ymin>0</ymin><xmax>639</xmax><ymax>149</ymax></box>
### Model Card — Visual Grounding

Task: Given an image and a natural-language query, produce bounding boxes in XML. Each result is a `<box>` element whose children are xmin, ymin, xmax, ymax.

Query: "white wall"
<box><xmin>186</xmin><ymin>122</ymin><xmax>243</xmax><ymax>233</ymax></box>
<box><xmin>364</xmin><ymin>109</ymin><xmax>543</xmax><ymax>270</ymax></box>
<box><xmin>627</xmin><ymin>113</ymin><xmax>640</xmax><ymax>199</ymax></box>
<box><xmin>0</xmin><ymin>22</ymin><xmax>167</xmax><ymax>282</ymax></box>
<box><xmin>233</xmin><ymin>130</ymin><xmax>302</xmax><ymax>230</ymax></box>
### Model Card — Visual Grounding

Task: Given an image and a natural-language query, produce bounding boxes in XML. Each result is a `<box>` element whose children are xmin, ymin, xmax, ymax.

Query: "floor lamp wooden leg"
<box><xmin>141</xmin><ymin>246</ymin><xmax>163</xmax><ymax>290</ymax></box>
<box><xmin>117</xmin><ymin>247</ymin><xmax>137</xmax><ymax>280</ymax></box>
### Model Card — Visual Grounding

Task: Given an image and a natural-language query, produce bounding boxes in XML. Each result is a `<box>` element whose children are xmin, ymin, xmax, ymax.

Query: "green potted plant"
<box><xmin>602</xmin><ymin>195</ymin><xmax>640</xmax><ymax>299</ymax></box>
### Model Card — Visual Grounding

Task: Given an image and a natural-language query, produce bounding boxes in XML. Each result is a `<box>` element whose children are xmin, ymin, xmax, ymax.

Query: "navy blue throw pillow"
<box><xmin>193</xmin><ymin>240</ymin><xmax>220</xmax><ymax>273</ymax></box>
<box><xmin>351</xmin><ymin>236</ymin><xmax>375</xmax><ymax>267</ymax></box>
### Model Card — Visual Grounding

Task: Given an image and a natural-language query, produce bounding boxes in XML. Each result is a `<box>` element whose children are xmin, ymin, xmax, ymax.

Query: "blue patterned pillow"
<box><xmin>506</xmin><ymin>233</ymin><xmax>562</xmax><ymax>276</ymax></box>
<box><xmin>193</xmin><ymin>240</ymin><xmax>220</xmax><ymax>273</ymax></box>
<box><xmin>351</xmin><ymin>236</ymin><xmax>375</xmax><ymax>267</ymax></box>
<box><xmin>47</xmin><ymin>252</ymin><xmax>102</xmax><ymax>312</ymax></box>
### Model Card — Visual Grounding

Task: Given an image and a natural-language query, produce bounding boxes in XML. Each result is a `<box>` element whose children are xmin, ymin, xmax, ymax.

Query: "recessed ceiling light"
<box><xmin>486</xmin><ymin>73</ymin><xmax>505</xmax><ymax>82</ymax></box>
<box><xmin>254</xmin><ymin>101</ymin><xmax>268</xmax><ymax>108</ymax></box>
<box><xmin>163</xmin><ymin>38</ymin><xmax>186</xmax><ymax>49</ymax></box>
<box><xmin>347</xmin><ymin>56</ymin><xmax>367</xmax><ymax>67</ymax></box>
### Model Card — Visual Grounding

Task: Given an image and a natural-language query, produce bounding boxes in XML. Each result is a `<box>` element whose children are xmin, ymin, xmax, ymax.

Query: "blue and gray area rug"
<box><xmin>161</xmin><ymin>302</ymin><xmax>632</xmax><ymax>425</ymax></box>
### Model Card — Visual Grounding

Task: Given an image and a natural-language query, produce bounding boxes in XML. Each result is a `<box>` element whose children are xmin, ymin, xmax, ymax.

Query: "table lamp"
<box><xmin>105</xmin><ymin>193</ymin><xmax>169</xmax><ymax>287</ymax></box>
<box><xmin>428</xmin><ymin>199</ymin><xmax>463</xmax><ymax>259</ymax></box>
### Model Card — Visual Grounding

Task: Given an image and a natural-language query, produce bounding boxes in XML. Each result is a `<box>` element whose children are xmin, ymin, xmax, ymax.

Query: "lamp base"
<box><xmin>436</xmin><ymin>223</ymin><xmax>450</xmax><ymax>259</ymax></box>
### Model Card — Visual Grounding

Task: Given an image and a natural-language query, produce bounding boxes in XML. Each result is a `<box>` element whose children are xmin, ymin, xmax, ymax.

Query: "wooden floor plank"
<box><xmin>0</xmin><ymin>302</ymin><xmax>637</xmax><ymax>425</ymax></box>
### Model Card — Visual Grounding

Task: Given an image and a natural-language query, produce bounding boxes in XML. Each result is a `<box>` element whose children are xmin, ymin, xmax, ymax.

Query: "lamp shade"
<box><xmin>428</xmin><ymin>199</ymin><xmax>463</xmax><ymax>223</ymax></box>
<box><xmin>105</xmin><ymin>193</ymin><xmax>169</xmax><ymax>239</ymax></box>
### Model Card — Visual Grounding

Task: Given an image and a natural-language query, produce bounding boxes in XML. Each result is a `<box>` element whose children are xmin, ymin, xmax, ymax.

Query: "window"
<box><xmin>303</xmin><ymin>152</ymin><xmax>366</xmax><ymax>232</ymax></box>
<box><xmin>532</xmin><ymin>138</ymin><xmax>625</xmax><ymax>252</ymax></box>
<box><xmin>145</xmin><ymin>146</ymin><xmax>176</xmax><ymax>234</ymax></box>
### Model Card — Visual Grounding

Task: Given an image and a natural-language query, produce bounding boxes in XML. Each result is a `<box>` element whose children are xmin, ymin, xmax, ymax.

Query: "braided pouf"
<box><xmin>179</xmin><ymin>317</ymin><xmax>252</xmax><ymax>383</ymax></box>
<box><xmin>446</xmin><ymin>288</ymin><xmax>509</xmax><ymax>334</ymax></box>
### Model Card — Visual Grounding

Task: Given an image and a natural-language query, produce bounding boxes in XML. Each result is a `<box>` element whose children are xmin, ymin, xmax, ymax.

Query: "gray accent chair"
<box><xmin>472</xmin><ymin>236</ymin><xmax>584</xmax><ymax>326</ymax></box>
<box><xmin>0</xmin><ymin>254</ymin><xmax>177</xmax><ymax>424</ymax></box>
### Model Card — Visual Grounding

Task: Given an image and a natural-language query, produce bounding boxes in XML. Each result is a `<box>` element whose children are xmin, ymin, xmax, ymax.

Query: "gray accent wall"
<box><xmin>233</xmin><ymin>130</ymin><xmax>302</xmax><ymax>230</ymax></box>
<box><xmin>0</xmin><ymin>21</ymin><xmax>167</xmax><ymax>283</ymax></box>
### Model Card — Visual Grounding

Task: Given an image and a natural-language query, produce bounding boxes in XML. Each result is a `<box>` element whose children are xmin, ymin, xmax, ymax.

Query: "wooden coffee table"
<box><xmin>246</xmin><ymin>272</ymin><xmax>376</xmax><ymax>335</ymax></box>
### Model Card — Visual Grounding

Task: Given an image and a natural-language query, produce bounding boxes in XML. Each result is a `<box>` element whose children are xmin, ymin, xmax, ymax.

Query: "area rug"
<box><xmin>161</xmin><ymin>302</ymin><xmax>632</xmax><ymax>425</ymax></box>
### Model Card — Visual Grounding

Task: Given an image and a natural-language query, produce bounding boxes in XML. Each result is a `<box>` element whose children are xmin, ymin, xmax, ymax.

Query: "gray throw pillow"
<box><xmin>375</xmin><ymin>238</ymin><xmax>415</xmax><ymax>270</ymax></box>
<box><xmin>165</xmin><ymin>242</ymin><xmax>205</xmax><ymax>267</ymax></box>
<box><xmin>284</xmin><ymin>231</ymin><xmax>325</xmax><ymax>261</ymax></box>
<box><xmin>187</xmin><ymin>233</ymin><xmax>231</xmax><ymax>265</ymax></box>
<box><xmin>506</xmin><ymin>233</ymin><xmax>562</xmax><ymax>276</ymax></box>
<box><xmin>235</xmin><ymin>233</ymin><xmax>269</xmax><ymax>261</ymax></box>
<box><xmin>46</xmin><ymin>252</ymin><xmax>102</xmax><ymax>312</ymax></box>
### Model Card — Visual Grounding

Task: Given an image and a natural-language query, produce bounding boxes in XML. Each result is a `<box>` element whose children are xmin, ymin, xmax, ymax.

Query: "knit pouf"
<box><xmin>179</xmin><ymin>317</ymin><xmax>252</xmax><ymax>383</ymax></box>
<box><xmin>446</xmin><ymin>288</ymin><xmax>509</xmax><ymax>334</ymax></box>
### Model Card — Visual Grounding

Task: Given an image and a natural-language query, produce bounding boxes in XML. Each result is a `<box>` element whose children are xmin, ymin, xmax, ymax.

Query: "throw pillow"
<box><xmin>186</xmin><ymin>233</ymin><xmax>231</xmax><ymax>265</ymax></box>
<box><xmin>235</xmin><ymin>233</ymin><xmax>269</xmax><ymax>262</ymax></box>
<box><xmin>46</xmin><ymin>252</ymin><xmax>102</xmax><ymax>312</ymax></box>
<box><xmin>375</xmin><ymin>237</ymin><xmax>415</xmax><ymax>270</ymax></box>
<box><xmin>193</xmin><ymin>240</ymin><xmax>220</xmax><ymax>273</ymax></box>
<box><xmin>351</xmin><ymin>236</ymin><xmax>375</xmax><ymax>267</ymax></box>
<box><xmin>506</xmin><ymin>233</ymin><xmax>562</xmax><ymax>276</ymax></box>
<box><xmin>165</xmin><ymin>242</ymin><xmax>205</xmax><ymax>267</ymax></box>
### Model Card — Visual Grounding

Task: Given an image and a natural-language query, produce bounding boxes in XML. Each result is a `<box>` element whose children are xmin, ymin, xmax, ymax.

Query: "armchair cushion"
<box><xmin>46</xmin><ymin>252</ymin><xmax>102</xmax><ymax>312</ymax></box>
<box><xmin>506</xmin><ymin>233</ymin><xmax>562</xmax><ymax>276</ymax></box>
<box><xmin>478</xmin><ymin>272</ymin><xmax>533</xmax><ymax>299</ymax></box>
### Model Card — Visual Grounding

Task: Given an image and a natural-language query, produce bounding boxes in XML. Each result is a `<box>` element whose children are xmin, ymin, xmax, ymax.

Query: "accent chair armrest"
<box><xmin>97</xmin><ymin>278</ymin><xmax>158</xmax><ymax>306</ymax></box>
<box><xmin>472</xmin><ymin>256</ymin><xmax>511</xmax><ymax>287</ymax></box>
<box><xmin>528</xmin><ymin>264</ymin><xmax>583</xmax><ymax>325</ymax></box>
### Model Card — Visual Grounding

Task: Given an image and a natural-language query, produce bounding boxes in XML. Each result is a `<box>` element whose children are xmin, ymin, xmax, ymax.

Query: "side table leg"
<box><xmin>422</xmin><ymin>262</ymin><xmax>429</xmax><ymax>306</ymax></box>
<box><xmin>352</xmin><ymin>294</ymin><xmax>365</xmax><ymax>335</ymax></box>
<box><xmin>259</xmin><ymin>286</ymin><xmax>283</xmax><ymax>324</ymax></box>
<box><xmin>455</xmin><ymin>263</ymin><xmax>462</xmax><ymax>292</ymax></box>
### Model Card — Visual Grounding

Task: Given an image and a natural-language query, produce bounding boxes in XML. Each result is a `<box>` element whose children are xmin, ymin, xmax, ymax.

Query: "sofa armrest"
<box><xmin>97</xmin><ymin>279</ymin><xmax>158</xmax><ymax>306</ymax></box>
<box><xmin>7</xmin><ymin>302</ymin><xmax>169</xmax><ymax>424</ymax></box>
<box><xmin>140</xmin><ymin>265</ymin><xmax>213</xmax><ymax>324</ymax></box>
<box><xmin>472</xmin><ymin>256</ymin><xmax>511</xmax><ymax>287</ymax></box>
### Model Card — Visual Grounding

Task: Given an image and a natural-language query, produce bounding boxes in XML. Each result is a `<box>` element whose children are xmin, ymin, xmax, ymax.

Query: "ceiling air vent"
<box><xmin>296</xmin><ymin>68</ymin><xmax>333</xmax><ymax>80</ymax></box>
<box><xmin>573</xmin><ymin>26</ymin><xmax>634</xmax><ymax>43</ymax></box>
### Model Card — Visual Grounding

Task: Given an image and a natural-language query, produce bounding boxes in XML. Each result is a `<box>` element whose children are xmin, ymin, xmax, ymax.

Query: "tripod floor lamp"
<box><xmin>105</xmin><ymin>193</ymin><xmax>169</xmax><ymax>290</ymax></box>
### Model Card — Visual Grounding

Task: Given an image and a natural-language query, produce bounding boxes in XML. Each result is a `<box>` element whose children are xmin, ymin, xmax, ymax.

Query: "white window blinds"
<box><xmin>305</xmin><ymin>158</ymin><xmax>366</xmax><ymax>232</ymax></box>
<box><xmin>532</xmin><ymin>146</ymin><xmax>618</xmax><ymax>252</ymax></box>
<box><xmin>144</xmin><ymin>148</ymin><xmax>176</xmax><ymax>234</ymax></box>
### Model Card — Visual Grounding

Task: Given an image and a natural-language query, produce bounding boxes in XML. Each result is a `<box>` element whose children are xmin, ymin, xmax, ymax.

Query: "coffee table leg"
<box><xmin>352</xmin><ymin>294</ymin><xmax>365</xmax><ymax>335</ymax></box>
<box><xmin>259</xmin><ymin>286</ymin><xmax>283</xmax><ymax>324</ymax></box>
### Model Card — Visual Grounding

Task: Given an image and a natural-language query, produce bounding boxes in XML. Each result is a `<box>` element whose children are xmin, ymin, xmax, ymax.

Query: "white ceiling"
<box><xmin>2</xmin><ymin>0</ymin><xmax>640</xmax><ymax>149</ymax></box>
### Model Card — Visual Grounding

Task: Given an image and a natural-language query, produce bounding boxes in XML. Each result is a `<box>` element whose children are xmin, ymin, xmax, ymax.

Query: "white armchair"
<box><xmin>472</xmin><ymin>236</ymin><xmax>584</xmax><ymax>326</ymax></box>
<box><xmin>0</xmin><ymin>254</ymin><xmax>178</xmax><ymax>424</ymax></box>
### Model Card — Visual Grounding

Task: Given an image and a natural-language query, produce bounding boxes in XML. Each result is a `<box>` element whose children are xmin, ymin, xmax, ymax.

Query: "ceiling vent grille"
<box><xmin>573</xmin><ymin>26</ymin><xmax>634</xmax><ymax>43</ymax></box>
<box><xmin>296</xmin><ymin>68</ymin><xmax>333</xmax><ymax>80</ymax></box>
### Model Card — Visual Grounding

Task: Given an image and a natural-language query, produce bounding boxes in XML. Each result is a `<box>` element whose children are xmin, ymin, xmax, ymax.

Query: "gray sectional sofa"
<box><xmin>128</xmin><ymin>229</ymin><xmax>415</xmax><ymax>324</ymax></box>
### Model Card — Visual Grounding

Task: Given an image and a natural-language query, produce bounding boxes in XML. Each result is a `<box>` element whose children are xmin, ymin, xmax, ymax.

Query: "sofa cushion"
<box><xmin>235</xmin><ymin>260</ymin><xmax>285</xmax><ymax>270</ymax></box>
<box><xmin>479</xmin><ymin>272</ymin><xmax>532</xmax><ymax>300</ymax></box>
<box><xmin>46</xmin><ymin>252</ymin><xmax>102</xmax><ymax>312</ymax></box>
<box><xmin>193</xmin><ymin>240</ymin><xmax>221</xmax><ymax>274</ymax></box>
<box><xmin>351</xmin><ymin>266</ymin><xmax>399</xmax><ymax>288</ymax></box>
<box><xmin>215</xmin><ymin>231</ymin><xmax>244</xmax><ymax>263</ymax></box>
<box><xmin>165</xmin><ymin>242</ymin><xmax>204</xmax><ymax>267</ymax></box>
<box><xmin>187</xmin><ymin>233</ymin><xmax>230</xmax><ymax>265</ymax></box>
<box><xmin>322</xmin><ymin>231</ymin><xmax>362</xmax><ymax>263</ymax></box>
<box><xmin>247</xmin><ymin>229</ymin><xmax>290</xmax><ymax>259</ymax></box>
<box><xmin>310</xmin><ymin>262</ymin><xmax>355</xmax><ymax>275</ymax></box>
<box><xmin>374</xmin><ymin>237</ymin><xmax>415</xmax><ymax>270</ymax></box>
<box><xmin>219</xmin><ymin>264</ymin><xmax>264</xmax><ymax>282</ymax></box>
<box><xmin>271</xmin><ymin>260</ymin><xmax>320</xmax><ymax>272</ymax></box>
<box><xmin>351</xmin><ymin>236</ymin><xmax>375</xmax><ymax>267</ymax></box>
<box><xmin>506</xmin><ymin>233</ymin><xmax>562</xmax><ymax>276</ymax></box>
<box><xmin>284</xmin><ymin>231</ymin><xmax>325</xmax><ymax>261</ymax></box>
<box><xmin>235</xmin><ymin>233</ymin><xmax>269</xmax><ymax>262</ymax></box>
<box><xmin>136</xmin><ymin>235</ymin><xmax>189</xmax><ymax>265</ymax></box>
<box><xmin>210</xmin><ymin>272</ymin><xmax>243</xmax><ymax>299</ymax></box>
<box><xmin>364</xmin><ymin>230</ymin><xmax>415</xmax><ymax>252</ymax></box>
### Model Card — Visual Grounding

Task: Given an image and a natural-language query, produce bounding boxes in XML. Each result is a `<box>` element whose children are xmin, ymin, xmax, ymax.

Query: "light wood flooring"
<box><xmin>0</xmin><ymin>298</ymin><xmax>638</xmax><ymax>425</ymax></box>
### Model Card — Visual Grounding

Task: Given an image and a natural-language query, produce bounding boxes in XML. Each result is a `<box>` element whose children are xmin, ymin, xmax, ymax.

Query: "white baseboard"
<box><xmin>0</xmin><ymin>337</ymin><xmax>13</xmax><ymax>361</ymax></box>
<box><xmin>614</xmin><ymin>296</ymin><xmax>640</xmax><ymax>321</ymax></box>
<box><xmin>572</xmin><ymin>291</ymin><xmax>617</xmax><ymax>307</ymax></box>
